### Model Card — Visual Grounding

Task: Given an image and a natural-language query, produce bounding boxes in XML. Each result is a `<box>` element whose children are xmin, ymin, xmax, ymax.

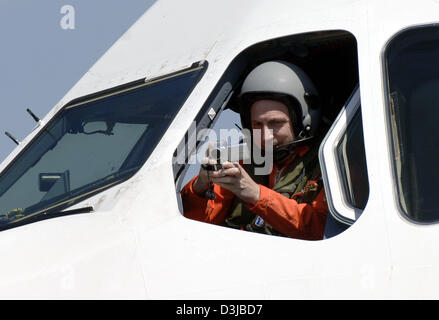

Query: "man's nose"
<box><xmin>261</xmin><ymin>125</ymin><xmax>274</xmax><ymax>147</ymax></box>
<box><xmin>262</xmin><ymin>125</ymin><xmax>274</xmax><ymax>139</ymax></box>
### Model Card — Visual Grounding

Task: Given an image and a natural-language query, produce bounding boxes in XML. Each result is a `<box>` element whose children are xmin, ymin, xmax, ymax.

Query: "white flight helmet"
<box><xmin>239</xmin><ymin>60</ymin><xmax>321</xmax><ymax>139</ymax></box>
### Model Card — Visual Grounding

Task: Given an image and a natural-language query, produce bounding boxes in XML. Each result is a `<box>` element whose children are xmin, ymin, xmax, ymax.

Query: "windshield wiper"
<box><xmin>47</xmin><ymin>206</ymin><xmax>94</xmax><ymax>217</ymax></box>
<box><xmin>30</xmin><ymin>206</ymin><xmax>94</xmax><ymax>222</ymax></box>
<box><xmin>0</xmin><ymin>206</ymin><xmax>94</xmax><ymax>231</ymax></box>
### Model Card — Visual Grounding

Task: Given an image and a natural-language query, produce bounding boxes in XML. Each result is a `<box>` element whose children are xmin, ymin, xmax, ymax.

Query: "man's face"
<box><xmin>250</xmin><ymin>99</ymin><xmax>295</xmax><ymax>151</ymax></box>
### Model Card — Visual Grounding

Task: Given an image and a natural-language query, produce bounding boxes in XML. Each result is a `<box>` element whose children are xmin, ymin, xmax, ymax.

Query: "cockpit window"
<box><xmin>0</xmin><ymin>62</ymin><xmax>206</xmax><ymax>230</ymax></box>
<box><xmin>384</xmin><ymin>25</ymin><xmax>439</xmax><ymax>223</ymax></box>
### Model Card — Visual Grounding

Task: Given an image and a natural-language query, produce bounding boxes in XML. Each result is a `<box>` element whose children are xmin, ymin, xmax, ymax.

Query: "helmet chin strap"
<box><xmin>273</xmin><ymin>127</ymin><xmax>313</xmax><ymax>162</ymax></box>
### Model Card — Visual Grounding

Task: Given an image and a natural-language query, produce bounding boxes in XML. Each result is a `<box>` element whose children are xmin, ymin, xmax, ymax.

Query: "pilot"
<box><xmin>180</xmin><ymin>61</ymin><xmax>328</xmax><ymax>240</ymax></box>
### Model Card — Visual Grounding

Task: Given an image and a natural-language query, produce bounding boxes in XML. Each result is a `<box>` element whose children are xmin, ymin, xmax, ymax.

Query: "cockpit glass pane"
<box><xmin>0</xmin><ymin>63</ymin><xmax>205</xmax><ymax>229</ymax></box>
<box><xmin>336</xmin><ymin>108</ymin><xmax>369</xmax><ymax>211</ymax></box>
<box><xmin>385</xmin><ymin>26</ymin><xmax>439</xmax><ymax>222</ymax></box>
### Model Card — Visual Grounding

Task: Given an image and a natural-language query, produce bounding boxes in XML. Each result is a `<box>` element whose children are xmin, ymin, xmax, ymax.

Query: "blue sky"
<box><xmin>0</xmin><ymin>0</ymin><xmax>156</xmax><ymax>162</ymax></box>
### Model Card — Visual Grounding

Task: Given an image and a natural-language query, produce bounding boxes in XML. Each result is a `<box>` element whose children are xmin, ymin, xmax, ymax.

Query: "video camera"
<box><xmin>201</xmin><ymin>141</ymin><xmax>249</xmax><ymax>171</ymax></box>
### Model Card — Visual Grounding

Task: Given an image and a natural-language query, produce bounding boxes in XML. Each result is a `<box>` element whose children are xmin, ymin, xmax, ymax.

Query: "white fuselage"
<box><xmin>0</xmin><ymin>0</ymin><xmax>438</xmax><ymax>299</ymax></box>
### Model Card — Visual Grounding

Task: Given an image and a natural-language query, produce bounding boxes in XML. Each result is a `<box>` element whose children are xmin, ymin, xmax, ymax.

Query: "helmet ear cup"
<box><xmin>304</xmin><ymin>92</ymin><xmax>320</xmax><ymax>110</ymax></box>
<box><xmin>303</xmin><ymin>92</ymin><xmax>321</xmax><ymax>137</ymax></box>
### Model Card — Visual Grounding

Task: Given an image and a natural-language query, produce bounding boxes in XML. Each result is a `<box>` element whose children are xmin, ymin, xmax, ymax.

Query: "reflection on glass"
<box><xmin>385</xmin><ymin>26</ymin><xmax>439</xmax><ymax>222</ymax></box>
<box><xmin>0</xmin><ymin>64</ymin><xmax>205</xmax><ymax>229</ymax></box>
<box><xmin>336</xmin><ymin>109</ymin><xmax>369</xmax><ymax>211</ymax></box>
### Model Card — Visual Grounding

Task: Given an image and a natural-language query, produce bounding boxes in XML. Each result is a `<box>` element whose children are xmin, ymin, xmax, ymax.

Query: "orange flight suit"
<box><xmin>180</xmin><ymin>146</ymin><xmax>328</xmax><ymax>240</ymax></box>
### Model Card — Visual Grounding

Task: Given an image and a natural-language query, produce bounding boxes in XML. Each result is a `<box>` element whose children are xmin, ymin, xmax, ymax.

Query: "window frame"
<box><xmin>174</xmin><ymin>30</ymin><xmax>362</xmax><ymax>236</ymax></box>
<box><xmin>0</xmin><ymin>61</ymin><xmax>207</xmax><ymax>231</ymax></box>
<box><xmin>319</xmin><ymin>86</ymin><xmax>368</xmax><ymax>225</ymax></box>
<box><xmin>382</xmin><ymin>23</ymin><xmax>439</xmax><ymax>225</ymax></box>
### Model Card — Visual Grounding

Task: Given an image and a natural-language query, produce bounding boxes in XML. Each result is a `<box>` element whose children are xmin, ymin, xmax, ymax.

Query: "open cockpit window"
<box><xmin>174</xmin><ymin>30</ymin><xmax>361</xmax><ymax>240</ymax></box>
<box><xmin>384</xmin><ymin>25</ymin><xmax>439</xmax><ymax>223</ymax></box>
<box><xmin>319</xmin><ymin>87</ymin><xmax>370</xmax><ymax>233</ymax></box>
<box><xmin>336</xmin><ymin>106</ymin><xmax>369</xmax><ymax>211</ymax></box>
<box><xmin>0</xmin><ymin>62</ymin><xmax>206</xmax><ymax>230</ymax></box>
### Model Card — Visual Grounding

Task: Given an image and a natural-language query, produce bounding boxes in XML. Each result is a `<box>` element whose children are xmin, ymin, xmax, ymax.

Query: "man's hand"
<box><xmin>210</xmin><ymin>161</ymin><xmax>260</xmax><ymax>205</ymax></box>
<box><xmin>192</xmin><ymin>158</ymin><xmax>214</xmax><ymax>197</ymax></box>
<box><xmin>192</xmin><ymin>142</ymin><xmax>219</xmax><ymax>197</ymax></box>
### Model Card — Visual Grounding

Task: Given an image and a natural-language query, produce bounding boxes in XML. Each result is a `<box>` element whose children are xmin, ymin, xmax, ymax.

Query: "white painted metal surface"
<box><xmin>0</xmin><ymin>0</ymin><xmax>439</xmax><ymax>299</ymax></box>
